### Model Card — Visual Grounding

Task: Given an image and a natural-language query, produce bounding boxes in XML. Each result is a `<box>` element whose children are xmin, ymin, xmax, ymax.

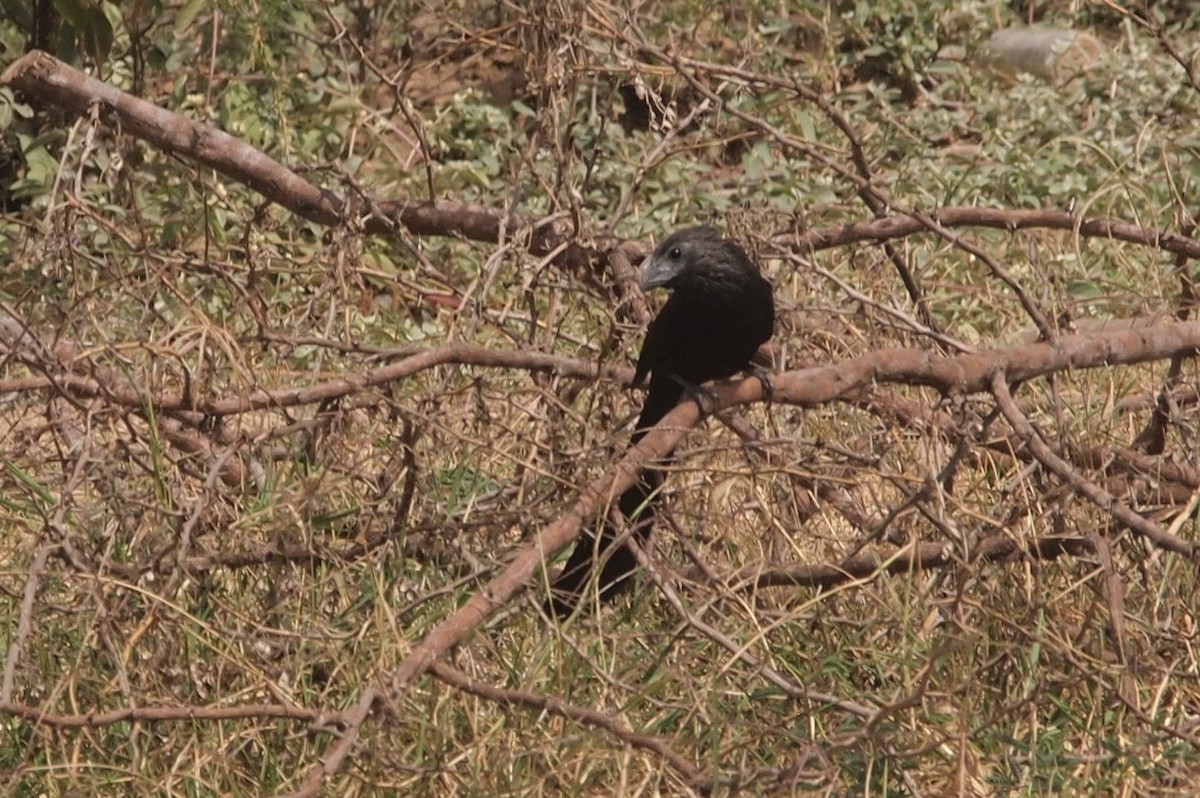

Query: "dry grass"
<box><xmin>2</xmin><ymin>1</ymin><xmax>1200</xmax><ymax>795</ymax></box>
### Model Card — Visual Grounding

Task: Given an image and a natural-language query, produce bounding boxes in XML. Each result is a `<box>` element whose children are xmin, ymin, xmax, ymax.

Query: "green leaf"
<box><xmin>175</xmin><ymin>0</ymin><xmax>206</xmax><ymax>35</ymax></box>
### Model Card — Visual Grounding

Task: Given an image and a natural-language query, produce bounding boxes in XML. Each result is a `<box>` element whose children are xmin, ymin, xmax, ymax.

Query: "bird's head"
<box><xmin>639</xmin><ymin>225</ymin><xmax>754</xmax><ymax>292</ymax></box>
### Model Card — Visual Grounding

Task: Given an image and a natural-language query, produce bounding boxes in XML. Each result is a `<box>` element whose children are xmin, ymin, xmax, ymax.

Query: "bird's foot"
<box><xmin>672</xmin><ymin>375</ymin><xmax>719</xmax><ymax>415</ymax></box>
<box><xmin>745</xmin><ymin>364</ymin><xmax>774</xmax><ymax>402</ymax></box>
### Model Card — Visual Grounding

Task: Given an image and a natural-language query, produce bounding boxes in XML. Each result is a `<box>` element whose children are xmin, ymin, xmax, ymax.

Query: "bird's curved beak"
<box><xmin>639</xmin><ymin>255</ymin><xmax>680</xmax><ymax>291</ymax></box>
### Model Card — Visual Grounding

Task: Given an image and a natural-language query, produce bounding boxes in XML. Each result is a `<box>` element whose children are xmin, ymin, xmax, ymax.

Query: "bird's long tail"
<box><xmin>543</xmin><ymin>468</ymin><xmax>662</xmax><ymax>618</ymax></box>
<box><xmin>544</xmin><ymin>380</ymin><xmax>682</xmax><ymax>619</ymax></box>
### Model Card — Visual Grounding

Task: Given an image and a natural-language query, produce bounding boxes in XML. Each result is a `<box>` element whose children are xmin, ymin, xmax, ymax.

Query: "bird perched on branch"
<box><xmin>545</xmin><ymin>225</ymin><xmax>775</xmax><ymax>618</ymax></box>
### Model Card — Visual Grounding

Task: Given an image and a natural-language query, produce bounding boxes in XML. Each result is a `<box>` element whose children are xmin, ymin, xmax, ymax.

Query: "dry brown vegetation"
<box><xmin>2</xmin><ymin>1</ymin><xmax>1200</xmax><ymax>795</ymax></box>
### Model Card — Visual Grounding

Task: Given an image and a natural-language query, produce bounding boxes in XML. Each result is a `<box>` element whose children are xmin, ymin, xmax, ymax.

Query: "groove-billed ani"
<box><xmin>545</xmin><ymin>225</ymin><xmax>775</xmax><ymax>618</ymax></box>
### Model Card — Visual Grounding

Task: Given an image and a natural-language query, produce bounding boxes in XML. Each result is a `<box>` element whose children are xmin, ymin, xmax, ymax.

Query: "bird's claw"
<box><xmin>747</xmin><ymin>364</ymin><xmax>774</xmax><ymax>402</ymax></box>
<box><xmin>672</xmin><ymin>374</ymin><xmax>719</xmax><ymax>415</ymax></box>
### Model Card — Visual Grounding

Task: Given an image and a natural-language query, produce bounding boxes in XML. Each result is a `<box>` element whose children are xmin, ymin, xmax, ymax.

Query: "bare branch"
<box><xmin>744</xmin><ymin>535</ymin><xmax>1091</xmax><ymax>589</ymax></box>
<box><xmin>430</xmin><ymin>662</ymin><xmax>706</xmax><ymax>788</ymax></box>
<box><xmin>991</xmin><ymin>373</ymin><xmax>1195</xmax><ymax>556</ymax></box>
<box><xmin>0</xmin><ymin>700</ymin><xmax>339</xmax><ymax>727</ymax></box>
<box><xmin>779</xmin><ymin>206</ymin><xmax>1200</xmax><ymax>262</ymax></box>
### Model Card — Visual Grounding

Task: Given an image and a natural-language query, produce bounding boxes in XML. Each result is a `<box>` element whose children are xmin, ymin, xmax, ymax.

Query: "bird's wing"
<box><xmin>633</xmin><ymin>308</ymin><xmax>671</xmax><ymax>387</ymax></box>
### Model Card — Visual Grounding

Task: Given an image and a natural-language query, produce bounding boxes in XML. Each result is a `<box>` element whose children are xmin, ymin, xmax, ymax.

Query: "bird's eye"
<box><xmin>669</xmin><ymin>247</ymin><xmax>681</xmax><ymax>259</ymax></box>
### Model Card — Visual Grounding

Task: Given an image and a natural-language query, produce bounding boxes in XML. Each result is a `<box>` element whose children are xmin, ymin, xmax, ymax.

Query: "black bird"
<box><xmin>546</xmin><ymin>225</ymin><xmax>775</xmax><ymax>618</ymax></box>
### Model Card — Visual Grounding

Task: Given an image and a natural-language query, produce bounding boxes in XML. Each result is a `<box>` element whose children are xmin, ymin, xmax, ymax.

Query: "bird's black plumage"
<box><xmin>546</xmin><ymin>226</ymin><xmax>774</xmax><ymax>618</ymax></box>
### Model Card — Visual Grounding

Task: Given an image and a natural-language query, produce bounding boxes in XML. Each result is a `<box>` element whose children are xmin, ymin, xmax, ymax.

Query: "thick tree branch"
<box><xmin>7</xmin><ymin>51</ymin><xmax>1200</xmax><ymax>275</ymax></box>
<box><xmin>7</xmin><ymin>314</ymin><xmax>1200</xmax><ymax>418</ymax></box>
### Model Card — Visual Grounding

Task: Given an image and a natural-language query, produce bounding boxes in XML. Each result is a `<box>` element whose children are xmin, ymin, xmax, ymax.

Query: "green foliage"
<box><xmin>835</xmin><ymin>0</ymin><xmax>949</xmax><ymax>95</ymax></box>
<box><xmin>0</xmin><ymin>0</ymin><xmax>116</xmax><ymax>65</ymax></box>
